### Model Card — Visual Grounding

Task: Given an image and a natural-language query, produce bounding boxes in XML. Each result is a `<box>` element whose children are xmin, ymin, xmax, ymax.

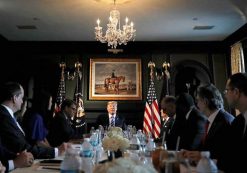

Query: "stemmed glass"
<box><xmin>137</xmin><ymin>130</ymin><xmax>146</xmax><ymax>151</ymax></box>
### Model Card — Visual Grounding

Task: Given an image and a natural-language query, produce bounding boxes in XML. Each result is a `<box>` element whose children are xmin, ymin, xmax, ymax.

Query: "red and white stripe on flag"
<box><xmin>152</xmin><ymin>99</ymin><xmax>161</xmax><ymax>138</ymax></box>
<box><xmin>143</xmin><ymin>99</ymin><xmax>161</xmax><ymax>139</ymax></box>
<box><xmin>143</xmin><ymin>102</ymin><xmax>152</xmax><ymax>136</ymax></box>
<box><xmin>143</xmin><ymin>78</ymin><xmax>161</xmax><ymax>139</ymax></box>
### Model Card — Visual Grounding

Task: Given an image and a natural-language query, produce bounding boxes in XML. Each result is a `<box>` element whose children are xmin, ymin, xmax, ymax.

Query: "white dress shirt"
<box><xmin>109</xmin><ymin>113</ymin><xmax>116</xmax><ymax>126</ymax></box>
<box><xmin>207</xmin><ymin>109</ymin><xmax>220</xmax><ymax>133</ymax></box>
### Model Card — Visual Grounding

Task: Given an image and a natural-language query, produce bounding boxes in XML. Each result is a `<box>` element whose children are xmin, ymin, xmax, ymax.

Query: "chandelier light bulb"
<box><xmin>125</xmin><ymin>17</ymin><xmax>129</xmax><ymax>24</ymax></box>
<box><xmin>97</xmin><ymin>19</ymin><xmax>100</xmax><ymax>27</ymax></box>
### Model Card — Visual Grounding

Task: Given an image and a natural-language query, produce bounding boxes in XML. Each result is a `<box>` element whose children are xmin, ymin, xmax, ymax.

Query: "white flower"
<box><xmin>102</xmin><ymin>128</ymin><xmax>130</xmax><ymax>152</ymax></box>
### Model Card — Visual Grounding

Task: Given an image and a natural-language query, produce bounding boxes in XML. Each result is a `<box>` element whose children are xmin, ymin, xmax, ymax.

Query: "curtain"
<box><xmin>230</xmin><ymin>42</ymin><xmax>245</xmax><ymax>116</ymax></box>
<box><xmin>231</xmin><ymin>42</ymin><xmax>245</xmax><ymax>74</ymax></box>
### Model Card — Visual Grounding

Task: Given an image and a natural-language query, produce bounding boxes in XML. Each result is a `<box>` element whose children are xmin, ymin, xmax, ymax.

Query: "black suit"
<box><xmin>0</xmin><ymin>105</ymin><xmax>55</xmax><ymax>159</ymax></box>
<box><xmin>179</xmin><ymin>107</ymin><xmax>207</xmax><ymax>150</ymax></box>
<box><xmin>202</xmin><ymin>110</ymin><xmax>234</xmax><ymax>171</ymax></box>
<box><xmin>47</xmin><ymin>112</ymin><xmax>77</xmax><ymax>147</ymax></box>
<box><xmin>0</xmin><ymin>137</ymin><xmax>16</xmax><ymax>172</ymax></box>
<box><xmin>96</xmin><ymin>114</ymin><xmax>126</xmax><ymax>130</ymax></box>
<box><xmin>159</xmin><ymin>117</ymin><xmax>175</xmax><ymax>142</ymax></box>
<box><xmin>224</xmin><ymin>114</ymin><xmax>247</xmax><ymax>173</ymax></box>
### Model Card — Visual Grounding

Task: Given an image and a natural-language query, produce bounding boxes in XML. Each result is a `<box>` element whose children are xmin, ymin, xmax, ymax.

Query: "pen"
<box><xmin>42</xmin><ymin>167</ymin><xmax>60</xmax><ymax>171</ymax></box>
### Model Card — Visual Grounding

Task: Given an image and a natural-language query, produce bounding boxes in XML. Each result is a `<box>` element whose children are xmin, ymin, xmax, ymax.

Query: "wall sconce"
<box><xmin>67</xmin><ymin>61</ymin><xmax>82</xmax><ymax>80</ymax></box>
<box><xmin>162</xmin><ymin>61</ymin><xmax>170</xmax><ymax>80</ymax></box>
<box><xmin>148</xmin><ymin>61</ymin><xmax>156</xmax><ymax>80</ymax></box>
<box><xmin>148</xmin><ymin>61</ymin><xmax>171</xmax><ymax>95</ymax></box>
<box><xmin>148</xmin><ymin>61</ymin><xmax>171</xmax><ymax>81</ymax></box>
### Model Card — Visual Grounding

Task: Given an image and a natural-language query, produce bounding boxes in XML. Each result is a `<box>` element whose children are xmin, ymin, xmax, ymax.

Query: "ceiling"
<box><xmin>0</xmin><ymin>0</ymin><xmax>247</xmax><ymax>42</ymax></box>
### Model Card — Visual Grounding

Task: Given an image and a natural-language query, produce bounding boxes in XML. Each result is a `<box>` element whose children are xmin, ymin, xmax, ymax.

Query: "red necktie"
<box><xmin>202</xmin><ymin>120</ymin><xmax>210</xmax><ymax>145</ymax></box>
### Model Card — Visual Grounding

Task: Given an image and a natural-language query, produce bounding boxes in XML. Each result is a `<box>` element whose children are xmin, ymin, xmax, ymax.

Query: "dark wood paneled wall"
<box><xmin>0</xmin><ymin>41</ymin><xmax>230</xmax><ymax>131</ymax></box>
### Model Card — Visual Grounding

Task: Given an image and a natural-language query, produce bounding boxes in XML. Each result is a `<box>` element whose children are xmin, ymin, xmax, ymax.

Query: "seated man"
<box><xmin>0</xmin><ymin>82</ymin><xmax>67</xmax><ymax>160</ymax></box>
<box><xmin>158</xmin><ymin>96</ymin><xmax>176</xmax><ymax>143</ymax></box>
<box><xmin>182</xmin><ymin>84</ymin><xmax>234</xmax><ymax>172</ymax></box>
<box><xmin>47</xmin><ymin>99</ymin><xmax>80</xmax><ymax>147</ymax></box>
<box><xmin>96</xmin><ymin>101</ymin><xmax>126</xmax><ymax>130</ymax></box>
<box><xmin>0</xmin><ymin>137</ymin><xmax>34</xmax><ymax>172</ymax></box>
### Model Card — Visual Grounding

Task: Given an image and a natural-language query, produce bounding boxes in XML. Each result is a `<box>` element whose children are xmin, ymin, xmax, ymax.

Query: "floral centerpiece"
<box><xmin>102</xmin><ymin>127</ymin><xmax>130</xmax><ymax>160</ymax></box>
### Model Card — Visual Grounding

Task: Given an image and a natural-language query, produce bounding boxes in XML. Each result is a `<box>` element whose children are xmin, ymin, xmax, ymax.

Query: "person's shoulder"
<box><xmin>116</xmin><ymin>114</ymin><xmax>125</xmax><ymax>119</ymax></box>
<box><xmin>192</xmin><ymin>107</ymin><xmax>205</xmax><ymax>117</ymax></box>
<box><xmin>97</xmin><ymin>113</ymin><xmax>108</xmax><ymax>119</ymax></box>
<box><xmin>193</xmin><ymin>109</ymin><xmax>207</xmax><ymax>122</ymax></box>
<box><xmin>218</xmin><ymin>110</ymin><xmax>235</xmax><ymax>122</ymax></box>
<box><xmin>53</xmin><ymin>112</ymin><xmax>66</xmax><ymax>120</ymax></box>
<box><xmin>0</xmin><ymin>105</ymin><xmax>8</xmax><ymax>116</ymax></box>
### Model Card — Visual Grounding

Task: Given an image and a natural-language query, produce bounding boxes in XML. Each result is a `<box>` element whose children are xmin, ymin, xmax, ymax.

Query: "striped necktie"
<box><xmin>110</xmin><ymin>116</ymin><xmax>115</xmax><ymax>127</ymax></box>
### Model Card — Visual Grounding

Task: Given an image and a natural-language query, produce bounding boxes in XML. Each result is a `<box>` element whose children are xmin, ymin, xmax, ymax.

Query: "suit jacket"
<box><xmin>0</xmin><ymin>137</ymin><xmax>16</xmax><ymax>172</ymax></box>
<box><xmin>179</xmin><ymin>107</ymin><xmax>207</xmax><ymax>150</ymax></box>
<box><xmin>96</xmin><ymin>113</ymin><xmax>126</xmax><ymax>130</ymax></box>
<box><xmin>47</xmin><ymin>112</ymin><xmax>77</xmax><ymax>147</ymax></box>
<box><xmin>159</xmin><ymin>117</ymin><xmax>175</xmax><ymax>142</ymax></box>
<box><xmin>202</xmin><ymin>110</ymin><xmax>234</xmax><ymax>171</ymax></box>
<box><xmin>224</xmin><ymin>114</ymin><xmax>247</xmax><ymax>173</ymax></box>
<box><xmin>0</xmin><ymin>105</ymin><xmax>55</xmax><ymax>159</ymax></box>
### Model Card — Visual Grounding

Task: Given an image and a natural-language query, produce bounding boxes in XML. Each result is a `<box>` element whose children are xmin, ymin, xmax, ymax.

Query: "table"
<box><xmin>12</xmin><ymin>160</ymin><xmax>60</xmax><ymax>173</ymax></box>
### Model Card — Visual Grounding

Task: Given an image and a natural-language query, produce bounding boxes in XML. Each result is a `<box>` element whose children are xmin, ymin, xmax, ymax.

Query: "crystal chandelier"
<box><xmin>94</xmin><ymin>0</ymin><xmax>136</xmax><ymax>49</ymax></box>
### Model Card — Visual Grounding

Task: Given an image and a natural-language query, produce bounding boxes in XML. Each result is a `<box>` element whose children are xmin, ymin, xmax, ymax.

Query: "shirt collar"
<box><xmin>1</xmin><ymin>104</ymin><xmax>14</xmax><ymax>118</ymax></box>
<box><xmin>243</xmin><ymin>111</ymin><xmax>247</xmax><ymax>127</ymax></box>
<box><xmin>207</xmin><ymin>109</ymin><xmax>220</xmax><ymax>132</ymax></box>
<box><xmin>185</xmin><ymin>106</ymin><xmax>194</xmax><ymax>120</ymax></box>
<box><xmin>109</xmin><ymin>113</ymin><xmax>116</xmax><ymax>118</ymax></box>
<box><xmin>208</xmin><ymin>109</ymin><xmax>220</xmax><ymax>123</ymax></box>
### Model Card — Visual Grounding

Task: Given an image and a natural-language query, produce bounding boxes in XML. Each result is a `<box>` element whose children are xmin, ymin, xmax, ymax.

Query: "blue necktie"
<box><xmin>110</xmin><ymin>116</ymin><xmax>115</xmax><ymax>127</ymax></box>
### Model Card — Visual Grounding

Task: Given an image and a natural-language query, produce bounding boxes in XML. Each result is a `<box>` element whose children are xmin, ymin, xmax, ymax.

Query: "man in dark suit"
<box><xmin>158</xmin><ymin>96</ymin><xmax>176</xmax><ymax>145</ymax></box>
<box><xmin>175</xmin><ymin>93</ymin><xmax>207</xmax><ymax>150</ymax></box>
<box><xmin>0</xmin><ymin>136</ymin><xmax>34</xmax><ymax>172</ymax></box>
<box><xmin>0</xmin><ymin>82</ymin><xmax>67</xmax><ymax>160</ymax></box>
<box><xmin>224</xmin><ymin>73</ymin><xmax>247</xmax><ymax>173</ymax></box>
<box><xmin>47</xmin><ymin>99</ymin><xmax>79</xmax><ymax>147</ymax></box>
<box><xmin>183</xmin><ymin>84</ymin><xmax>234</xmax><ymax>172</ymax></box>
<box><xmin>96</xmin><ymin>101</ymin><xmax>126</xmax><ymax>130</ymax></box>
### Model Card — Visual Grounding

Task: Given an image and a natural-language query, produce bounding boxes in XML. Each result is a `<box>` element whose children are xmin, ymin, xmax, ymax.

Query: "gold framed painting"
<box><xmin>89</xmin><ymin>58</ymin><xmax>142</xmax><ymax>100</ymax></box>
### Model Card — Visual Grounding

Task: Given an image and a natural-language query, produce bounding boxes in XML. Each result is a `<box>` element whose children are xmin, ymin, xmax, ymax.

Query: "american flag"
<box><xmin>54</xmin><ymin>69</ymin><xmax>66</xmax><ymax>114</ymax></box>
<box><xmin>143</xmin><ymin>79</ymin><xmax>161</xmax><ymax>139</ymax></box>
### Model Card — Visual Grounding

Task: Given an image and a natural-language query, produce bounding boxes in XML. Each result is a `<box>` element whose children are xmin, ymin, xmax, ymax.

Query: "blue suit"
<box><xmin>96</xmin><ymin>114</ymin><xmax>126</xmax><ymax>130</ymax></box>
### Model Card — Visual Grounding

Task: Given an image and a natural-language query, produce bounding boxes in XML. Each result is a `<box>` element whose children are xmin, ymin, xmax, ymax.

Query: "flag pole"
<box><xmin>148</xmin><ymin>61</ymin><xmax>155</xmax><ymax>138</ymax></box>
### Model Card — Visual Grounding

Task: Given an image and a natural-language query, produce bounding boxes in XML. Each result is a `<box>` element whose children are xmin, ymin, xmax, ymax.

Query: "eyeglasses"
<box><xmin>223</xmin><ymin>88</ymin><xmax>233</xmax><ymax>95</ymax></box>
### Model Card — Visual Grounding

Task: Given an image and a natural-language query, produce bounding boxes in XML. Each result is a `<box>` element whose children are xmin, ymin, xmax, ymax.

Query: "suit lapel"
<box><xmin>115</xmin><ymin>115</ymin><xmax>119</xmax><ymax>126</ymax></box>
<box><xmin>0</xmin><ymin>106</ymin><xmax>25</xmax><ymax>137</ymax></box>
<box><xmin>207</xmin><ymin>111</ymin><xmax>221</xmax><ymax>139</ymax></box>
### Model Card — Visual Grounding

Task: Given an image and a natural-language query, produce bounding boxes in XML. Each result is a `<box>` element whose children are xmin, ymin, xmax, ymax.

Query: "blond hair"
<box><xmin>107</xmin><ymin>101</ymin><xmax>117</xmax><ymax>106</ymax></box>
